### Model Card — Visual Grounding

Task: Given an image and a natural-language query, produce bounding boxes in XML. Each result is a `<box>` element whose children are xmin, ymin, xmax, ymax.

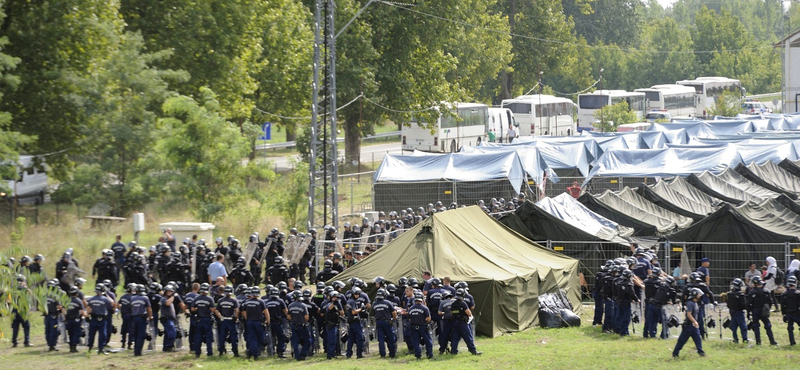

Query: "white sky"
<box><xmin>657</xmin><ymin>0</ymin><xmax>678</xmax><ymax>9</ymax></box>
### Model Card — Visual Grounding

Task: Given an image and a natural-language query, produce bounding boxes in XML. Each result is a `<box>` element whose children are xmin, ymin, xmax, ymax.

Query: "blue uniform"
<box><xmin>11</xmin><ymin>287</ymin><xmax>30</xmax><ymax>346</ymax></box>
<box><xmin>216</xmin><ymin>296</ymin><xmax>239</xmax><ymax>355</ymax></box>
<box><xmin>323</xmin><ymin>299</ymin><xmax>342</xmax><ymax>359</ymax></box>
<box><xmin>345</xmin><ymin>298</ymin><xmax>365</xmax><ymax>358</ymax></box>
<box><xmin>130</xmin><ymin>295</ymin><xmax>151</xmax><ymax>356</ymax></box>
<box><xmin>65</xmin><ymin>296</ymin><xmax>84</xmax><ymax>346</ymax></box>
<box><xmin>44</xmin><ymin>294</ymin><xmax>61</xmax><ymax>348</ymax></box>
<box><xmin>372</xmin><ymin>298</ymin><xmax>396</xmax><ymax>358</ymax></box>
<box><xmin>449</xmin><ymin>299</ymin><xmax>477</xmax><ymax>354</ymax></box>
<box><xmin>159</xmin><ymin>295</ymin><xmax>179</xmax><ymax>351</ymax></box>
<box><xmin>87</xmin><ymin>295</ymin><xmax>111</xmax><ymax>351</ymax></box>
<box><xmin>119</xmin><ymin>293</ymin><xmax>133</xmax><ymax>347</ymax></box>
<box><xmin>242</xmin><ymin>298</ymin><xmax>267</xmax><ymax>359</ymax></box>
<box><xmin>192</xmin><ymin>294</ymin><xmax>216</xmax><ymax>357</ymax></box>
<box><xmin>184</xmin><ymin>292</ymin><xmax>199</xmax><ymax>352</ymax></box>
<box><xmin>266</xmin><ymin>298</ymin><xmax>288</xmax><ymax>355</ymax></box>
<box><xmin>408</xmin><ymin>302</ymin><xmax>433</xmax><ymax>359</ymax></box>
<box><xmin>438</xmin><ymin>298</ymin><xmax>455</xmax><ymax>353</ymax></box>
<box><xmin>672</xmin><ymin>300</ymin><xmax>704</xmax><ymax>357</ymax></box>
<box><xmin>288</xmin><ymin>301</ymin><xmax>310</xmax><ymax>360</ymax></box>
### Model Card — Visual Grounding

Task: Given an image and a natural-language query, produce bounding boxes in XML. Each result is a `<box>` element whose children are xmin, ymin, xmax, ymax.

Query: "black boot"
<box><xmin>789</xmin><ymin>330</ymin><xmax>796</xmax><ymax>346</ymax></box>
<box><xmin>754</xmin><ymin>329</ymin><xmax>762</xmax><ymax>345</ymax></box>
<box><xmin>766</xmin><ymin>327</ymin><xmax>777</xmax><ymax>345</ymax></box>
<box><xmin>70</xmin><ymin>345</ymin><xmax>78</xmax><ymax>353</ymax></box>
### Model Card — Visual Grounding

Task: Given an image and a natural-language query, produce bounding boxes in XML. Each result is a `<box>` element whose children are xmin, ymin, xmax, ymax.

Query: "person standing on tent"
<box><xmin>567</xmin><ymin>181</ymin><xmax>581</xmax><ymax>198</ymax></box>
<box><xmin>672</xmin><ymin>287</ymin><xmax>705</xmax><ymax>358</ymax></box>
<box><xmin>696</xmin><ymin>258</ymin><xmax>711</xmax><ymax>286</ymax></box>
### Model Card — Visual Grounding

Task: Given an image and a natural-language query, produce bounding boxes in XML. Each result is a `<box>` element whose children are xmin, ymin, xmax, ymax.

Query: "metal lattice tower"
<box><xmin>308</xmin><ymin>0</ymin><xmax>339</xmax><ymax>230</ymax></box>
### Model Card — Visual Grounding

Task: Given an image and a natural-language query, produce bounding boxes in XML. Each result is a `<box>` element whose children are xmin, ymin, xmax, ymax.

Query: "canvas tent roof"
<box><xmin>614</xmin><ymin>187</ymin><xmax>693</xmax><ymax>229</ymax></box>
<box><xmin>500</xmin><ymin>201</ymin><xmax>630</xmax><ymax>246</ymax></box>
<box><xmin>635</xmin><ymin>177</ymin><xmax>721</xmax><ymax>221</ymax></box>
<box><xmin>578</xmin><ymin>191</ymin><xmax>677</xmax><ymax>236</ymax></box>
<box><xmin>466</xmin><ymin>140</ymin><xmax>593</xmax><ymax>177</ymax></box>
<box><xmin>686</xmin><ymin>168</ymin><xmax>779</xmax><ymax>205</ymax></box>
<box><xmin>536</xmin><ymin>193</ymin><xmax>635</xmax><ymax>239</ymax></box>
<box><xmin>735</xmin><ymin>161</ymin><xmax>800</xmax><ymax>200</ymax></box>
<box><xmin>666</xmin><ymin>201</ymin><xmax>800</xmax><ymax>243</ymax></box>
<box><xmin>331</xmin><ymin>206</ymin><xmax>581</xmax><ymax>337</ymax></box>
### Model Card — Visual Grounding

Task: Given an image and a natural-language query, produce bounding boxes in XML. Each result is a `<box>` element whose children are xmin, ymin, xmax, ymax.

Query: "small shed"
<box><xmin>776</xmin><ymin>28</ymin><xmax>800</xmax><ymax>114</ymax></box>
<box><xmin>158</xmin><ymin>222</ymin><xmax>216</xmax><ymax>246</ymax></box>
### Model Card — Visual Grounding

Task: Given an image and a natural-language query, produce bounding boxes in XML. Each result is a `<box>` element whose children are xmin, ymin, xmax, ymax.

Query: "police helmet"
<box><xmin>309</xmin><ymin>228</ymin><xmax>317</xmax><ymax>235</ymax></box>
<box><xmin>332</xmin><ymin>252</ymin><xmax>342</xmax><ymax>260</ymax></box>
<box><xmin>414</xmin><ymin>293</ymin><xmax>424</xmax><ymax>302</ymax></box>
<box><xmin>665</xmin><ymin>276</ymin><xmax>676</xmax><ymax>285</ymax></box>
<box><xmin>788</xmin><ymin>275</ymin><xmax>798</xmax><ymax>287</ymax></box>
<box><xmin>690</xmin><ymin>287</ymin><xmax>704</xmax><ymax>299</ymax></box>
<box><xmin>408</xmin><ymin>277</ymin><xmax>419</xmax><ymax>288</ymax></box>
<box><xmin>316</xmin><ymin>282</ymin><xmax>326</xmax><ymax>291</ymax></box>
<box><xmin>223</xmin><ymin>286</ymin><xmax>233</xmax><ymax>295</ymax></box>
<box><xmin>94</xmin><ymin>285</ymin><xmax>106</xmax><ymax>294</ymax></box>
<box><xmin>276</xmin><ymin>281</ymin><xmax>288</xmax><ymax>291</ymax></box>
<box><xmin>621</xmin><ymin>269</ymin><xmax>633</xmax><ymax>279</ymax></box>
<box><xmin>397</xmin><ymin>277</ymin><xmax>408</xmax><ymax>287</ymax></box>
<box><xmin>231</xmin><ymin>239</ymin><xmax>240</xmax><ymax>247</ymax></box>
<box><xmin>732</xmin><ymin>278</ymin><xmax>744</xmax><ymax>288</ymax></box>
<box><xmin>442</xmin><ymin>290</ymin><xmax>453</xmax><ymax>298</ymax></box>
<box><xmin>634</xmin><ymin>247</ymin><xmax>645</xmax><ymax>255</ymax></box>
<box><xmin>165</xmin><ymin>285</ymin><xmax>176</xmax><ymax>292</ymax></box>
<box><xmin>34</xmin><ymin>254</ymin><xmax>45</xmax><ymax>262</ymax></box>
<box><xmin>600</xmin><ymin>265</ymin><xmax>608</xmax><ymax>272</ymax></box>
<box><xmin>375</xmin><ymin>290</ymin><xmax>385</xmax><ymax>300</ymax></box>
<box><xmin>348</xmin><ymin>277</ymin><xmax>360</xmax><ymax>286</ymax></box>
<box><xmin>76</xmin><ymin>278</ymin><xmax>86</xmax><ymax>286</ymax></box>
<box><xmin>20</xmin><ymin>255</ymin><xmax>31</xmax><ymax>264</ymax></box>
<box><xmin>149</xmin><ymin>245</ymin><xmax>157</xmax><ymax>253</ymax></box>
<box><xmin>605</xmin><ymin>260</ymin><xmax>613</xmax><ymax>267</ymax></box>
<box><xmin>387</xmin><ymin>283</ymin><xmax>397</xmax><ymax>293</ymax></box>
<box><xmin>332</xmin><ymin>281</ymin><xmax>346</xmax><ymax>290</ymax></box>
<box><xmin>294</xmin><ymin>281</ymin><xmax>304</xmax><ymax>290</ymax></box>
<box><xmin>237</xmin><ymin>256</ymin><xmax>246</xmax><ymax>266</ymax></box>
<box><xmin>690</xmin><ymin>272</ymin><xmax>703</xmax><ymax>283</ymax></box>
<box><xmin>373</xmin><ymin>276</ymin><xmax>385</xmax><ymax>285</ymax></box>
<box><xmin>302</xmin><ymin>289</ymin><xmax>312</xmax><ymax>298</ymax></box>
<box><xmin>324</xmin><ymin>286</ymin><xmax>334</xmax><ymax>295</ymax></box>
<box><xmin>449</xmin><ymin>202</ymin><xmax>458</xmax><ymax>210</ymax></box>
<box><xmin>199</xmin><ymin>283</ymin><xmax>210</xmax><ymax>293</ymax></box>
<box><xmin>137</xmin><ymin>284</ymin><xmax>147</xmax><ymax>295</ymax></box>
<box><xmin>47</xmin><ymin>279</ymin><xmax>58</xmax><ymax>288</ymax></box>
<box><xmin>651</xmin><ymin>267</ymin><xmax>661</xmax><ymax>276</ymax></box>
<box><xmin>69</xmin><ymin>286</ymin><xmax>80</xmax><ymax>295</ymax></box>
<box><xmin>102</xmin><ymin>279</ymin><xmax>113</xmax><ymax>288</ymax></box>
<box><xmin>265</xmin><ymin>284</ymin><xmax>275</xmax><ymax>292</ymax></box>
<box><xmin>455</xmin><ymin>288</ymin><xmax>466</xmax><ymax>299</ymax></box>
<box><xmin>250</xmin><ymin>286</ymin><xmax>261</xmax><ymax>296</ymax></box>
<box><xmin>352</xmin><ymin>287</ymin><xmax>362</xmax><ymax>296</ymax></box>
<box><xmin>455</xmin><ymin>281</ymin><xmax>469</xmax><ymax>290</ymax></box>
<box><xmin>625</xmin><ymin>257</ymin><xmax>636</xmax><ymax>266</ymax></box>
<box><xmin>431</xmin><ymin>278</ymin><xmax>442</xmax><ymax>287</ymax></box>
<box><xmin>330</xmin><ymin>291</ymin><xmax>340</xmax><ymax>299</ymax></box>
<box><xmin>270</xmin><ymin>287</ymin><xmax>280</xmax><ymax>298</ymax></box>
<box><xmin>324</xmin><ymin>259</ymin><xmax>333</xmax><ymax>269</ymax></box>
<box><xmin>236</xmin><ymin>284</ymin><xmax>248</xmax><ymax>295</ymax></box>
<box><xmin>274</xmin><ymin>256</ymin><xmax>284</xmax><ymax>265</ymax></box>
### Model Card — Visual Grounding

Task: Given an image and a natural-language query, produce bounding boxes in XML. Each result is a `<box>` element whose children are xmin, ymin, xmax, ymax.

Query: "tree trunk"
<box><xmin>344</xmin><ymin>113</ymin><xmax>361</xmax><ymax>167</ymax></box>
<box><xmin>286</xmin><ymin>124</ymin><xmax>297</xmax><ymax>142</ymax></box>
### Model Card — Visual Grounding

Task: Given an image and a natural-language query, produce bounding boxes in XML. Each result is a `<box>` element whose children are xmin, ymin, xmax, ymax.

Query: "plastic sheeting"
<box><xmin>636</xmin><ymin>177</ymin><xmax>720</xmax><ymax>221</ymax></box>
<box><xmin>465</xmin><ymin>140</ymin><xmax>593</xmax><ymax>177</ymax></box>
<box><xmin>686</xmin><ymin>168</ymin><xmax>779</xmax><ymax>205</ymax></box>
<box><xmin>374</xmin><ymin>151</ymin><xmax>525</xmax><ymax>191</ymax></box>
<box><xmin>458</xmin><ymin>146</ymin><xmax>551</xmax><ymax>185</ymax></box>
<box><xmin>584</xmin><ymin>146</ymin><xmax>744</xmax><ymax>184</ymax></box>
<box><xmin>536</xmin><ymin>193</ymin><xmax>634</xmax><ymax>239</ymax></box>
<box><xmin>735</xmin><ymin>161</ymin><xmax>800</xmax><ymax>200</ymax></box>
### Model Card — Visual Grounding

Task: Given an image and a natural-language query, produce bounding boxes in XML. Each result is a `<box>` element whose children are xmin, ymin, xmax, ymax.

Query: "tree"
<box><xmin>627</xmin><ymin>17</ymin><xmax>697</xmax><ymax>90</ymax></box>
<box><xmin>0</xmin><ymin>5</ymin><xmax>32</xmax><ymax>193</ymax></box>
<box><xmin>156</xmin><ymin>88</ymin><xmax>252</xmax><ymax>222</ymax></box>
<box><xmin>563</xmin><ymin>0</ymin><xmax>642</xmax><ymax>47</ymax></box>
<box><xmin>594</xmin><ymin>101</ymin><xmax>637</xmax><ymax>132</ymax></box>
<box><xmin>708</xmin><ymin>90</ymin><xmax>743</xmax><ymax>117</ymax></box>
<box><xmin>271</xmin><ymin>160</ymin><xmax>309</xmax><ymax>228</ymax></box>
<box><xmin>54</xmin><ymin>32</ymin><xmax>188</xmax><ymax>215</ymax></box>
<box><xmin>1</xmin><ymin>0</ymin><xmax>125</xmax><ymax>179</ymax></box>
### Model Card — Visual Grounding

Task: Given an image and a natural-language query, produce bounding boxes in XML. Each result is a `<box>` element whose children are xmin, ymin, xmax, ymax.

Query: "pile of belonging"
<box><xmin>538</xmin><ymin>290</ymin><xmax>581</xmax><ymax>328</ymax></box>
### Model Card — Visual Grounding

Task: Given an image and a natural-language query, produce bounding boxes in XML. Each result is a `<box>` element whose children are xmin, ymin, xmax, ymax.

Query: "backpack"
<box><xmin>775</xmin><ymin>267</ymin><xmax>785</xmax><ymax>286</ymax></box>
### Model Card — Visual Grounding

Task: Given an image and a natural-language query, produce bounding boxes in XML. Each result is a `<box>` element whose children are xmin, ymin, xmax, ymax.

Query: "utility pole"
<box><xmin>599</xmin><ymin>67</ymin><xmax>604</xmax><ymax>132</ymax></box>
<box><xmin>538</xmin><ymin>70</ymin><xmax>543</xmax><ymax>136</ymax></box>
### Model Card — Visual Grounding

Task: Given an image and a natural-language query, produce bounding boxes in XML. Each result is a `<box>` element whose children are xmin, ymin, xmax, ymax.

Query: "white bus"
<box><xmin>676</xmin><ymin>76</ymin><xmax>743</xmax><ymax>117</ymax></box>
<box><xmin>634</xmin><ymin>84</ymin><xmax>697</xmax><ymax>118</ymax></box>
<box><xmin>500</xmin><ymin>95</ymin><xmax>577</xmax><ymax>137</ymax></box>
<box><xmin>577</xmin><ymin>90</ymin><xmax>646</xmax><ymax>132</ymax></box>
<box><xmin>486</xmin><ymin>107</ymin><xmax>516</xmax><ymax>143</ymax></box>
<box><xmin>401</xmin><ymin>102</ymin><xmax>489</xmax><ymax>153</ymax></box>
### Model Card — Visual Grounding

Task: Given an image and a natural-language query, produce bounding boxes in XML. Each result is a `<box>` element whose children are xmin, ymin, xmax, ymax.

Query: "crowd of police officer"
<box><xmin>591</xmin><ymin>247</ymin><xmax>800</xmax><ymax>358</ymax></box>
<box><xmin>7</xmin><ymin>226</ymin><xmax>482</xmax><ymax>361</ymax></box>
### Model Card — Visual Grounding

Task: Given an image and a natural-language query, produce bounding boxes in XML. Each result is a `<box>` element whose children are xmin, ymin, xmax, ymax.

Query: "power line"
<box><xmin>254</xmin><ymin>94</ymin><xmax>440</xmax><ymax>120</ymax></box>
<box><xmin>254</xmin><ymin>94</ymin><xmax>364</xmax><ymax>120</ymax></box>
<box><xmin>363</xmin><ymin>96</ymin><xmax>439</xmax><ymax>114</ymax></box>
<box><xmin>376</xmin><ymin>0</ymin><xmax>774</xmax><ymax>54</ymax></box>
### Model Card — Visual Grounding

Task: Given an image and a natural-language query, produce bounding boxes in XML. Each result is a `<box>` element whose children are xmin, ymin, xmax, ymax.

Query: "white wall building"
<box><xmin>777</xmin><ymin>28</ymin><xmax>800</xmax><ymax>114</ymax></box>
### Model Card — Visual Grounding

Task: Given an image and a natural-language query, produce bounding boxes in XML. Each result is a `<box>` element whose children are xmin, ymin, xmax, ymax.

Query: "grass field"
<box><xmin>2</xmin><ymin>306</ymin><xmax>800</xmax><ymax>370</ymax></box>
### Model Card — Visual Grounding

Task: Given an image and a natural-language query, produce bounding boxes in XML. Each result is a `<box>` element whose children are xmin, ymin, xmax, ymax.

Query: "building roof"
<box><xmin>774</xmin><ymin>27</ymin><xmax>800</xmax><ymax>48</ymax></box>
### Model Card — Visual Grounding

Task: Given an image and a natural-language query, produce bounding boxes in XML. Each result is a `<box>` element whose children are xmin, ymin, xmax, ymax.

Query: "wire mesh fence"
<box><xmin>372</xmin><ymin>177</ymin><xmax>526</xmax><ymax>213</ymax></box>
<box><xmin>538</xmin><ymin>240</ymin><xmax>799</xmax><ymax>300</ymax></box>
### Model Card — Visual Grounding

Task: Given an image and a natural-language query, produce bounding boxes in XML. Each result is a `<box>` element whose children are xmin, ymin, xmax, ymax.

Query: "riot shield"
<box><xmin>242</xmin><ymin>242</ymin><xmax>258</xmax><ymax>271</ymax></box>
<box><xmin>258</xmin><ymin>239</ymin><xmax>274</xmax><ymax>267</ymax></box>
<box><xmin>265</xmin><ymin>322</ymin><xmax>274</xmax><ymax>356</ymax></box>
<box><xmin>59</xmin><ymin>314</ymin><xmax>68</xmax><ymax>344</ymax></box>
<box><xmin>175</xmin><ymin>311</ymin><xmax>185</xmax><ymax>350</ymax></box>
<box><xmin>285</xmin><ymin>235</ymin><xmax>302</xmax><ymax>266</ymax></box>
<box><xmin>147</xmin><ymin>318</ymin><xmax>158</xmax><ymax>350</ymax></box>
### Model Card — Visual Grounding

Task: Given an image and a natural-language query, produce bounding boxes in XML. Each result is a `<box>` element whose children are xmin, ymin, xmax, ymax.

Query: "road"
<box><xmin>259</xmin><ymin>141</ymin><xmax>402</xmax><ymax>172</ymax></box>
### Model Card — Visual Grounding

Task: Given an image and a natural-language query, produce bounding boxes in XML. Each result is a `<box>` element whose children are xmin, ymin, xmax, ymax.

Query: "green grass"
<box><xmin>2</xmin><ymin>308</ymin><xmax>800</xmax><ymax>369</ymax></box>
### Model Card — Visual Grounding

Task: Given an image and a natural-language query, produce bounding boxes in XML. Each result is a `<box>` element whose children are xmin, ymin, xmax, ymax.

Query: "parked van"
<box><xmin>487</xmin><ymin>107</ymin><xmax>517</xmax><ymax>143</ymax></box>
<box><xmin>1</xmin><ymin>155</ymin><xmax>48</xmax><ymax>204</ymax></box>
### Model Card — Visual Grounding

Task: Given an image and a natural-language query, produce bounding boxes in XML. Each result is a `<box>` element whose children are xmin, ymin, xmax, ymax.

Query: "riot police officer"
<box><xmin>241</xmin><ymin>286</ymin><xmax>269</xmax><ymax>360</ymax></box>
<box><xmin>372</xmin><ymin>288</ymin><xmax>397</xmax><ymax>358</ymax></box>
<box><xmin>728</xmin><ymin>278</ymin><xmax>749</xmax><ymax>343</ymax></box>
<box><xmin>617</xmin><ymin>269</ymin><xmax>638</xmax><ymax>337</ymax></box>
<box><xmin>749</xmin><ymin>276</ymin><xmax>777</xmax><ymax>345</ymax></box>
<box><xmin>268</xmin><ymin>256</ymin><xmax>290</xmax><ymax>285</ymax></box>
<box><xmin>65</xmin><ymin>286</ymin><xmax>86</xmax><ymax>353</ymax></box>
<box><xmin>315</xmin><ymin>260</ymin><xmax>338</xmax><ymax>282</ymax></box>
<box><xmin>437</xmin><ymin>289</ymin><xmax>455</xmax><ymax>354</ymax></box>
<box><xmin>672</xmin><ymin>287</ymin><xmax>705</xmax><ymax>358</ymax></box>
<box><xmin>324</xmin><ymin>291</ymin><xmax>344</xmax><ymax>359</ymax></box>
<box><xmin>450</xmin><ymin>288</ymin><xmax>481</xmax><ymax>355</ymax></box>
<box><xmin>43</xmin><ymin>279</ymin><xmax>63</xmax><ymax>351</ymax></box>
<box><xmin>131</xmin><ymin>284</ymin><xmax>153</xmax><ymax>356</ymax></box>
<box><xmin>266</xmin><ymin>287</ymin><xmax>289</xmax><ymax>358</ymax></box>
<box><xmin>288</xmin><ymin>292</ymin><xmax>311</xmax><ymax>360</ymax></box>
<box><xmin>160</xmin><ymin>284</ymin><xmax>180</xmax><ymax>352</ymax></box>
<box><xmin>86</xmin><ymin>285</ymin><xmax>112</xmax><ymax>354</ymax></box>
<box><xmin>215</xmin><ymin>285</ymin><xmax>240</xmax><ymax>356</ymax></box>
<box><xmin>345</xmin><ymin>287</ymin><xmax>366</xmax><ymax>358</ymax></box>
<box><xmin>782</xmin><ymin>275</ymin><xmax>800</xmax><ymax>345</ymax></box>
<box><xmin>229</xmin><ymin>257</ymin><xmax>254</xmax><ymax>286</ymax></box>
<box><xmin>407</xmin><ymin>292</ymin><xmax>433</xmax><ymax>359</ymax></box>
<box><xmin>191</xmin><ymin>283</ymin><xmax>217</xmax><ymax>357</ymax></box>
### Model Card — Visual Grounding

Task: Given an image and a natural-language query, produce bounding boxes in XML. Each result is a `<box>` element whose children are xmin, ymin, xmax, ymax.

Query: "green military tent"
<box><xmin>332</xmin><ymin>206</ymin><xmax>580</xmax><ymax>338</ymax></box>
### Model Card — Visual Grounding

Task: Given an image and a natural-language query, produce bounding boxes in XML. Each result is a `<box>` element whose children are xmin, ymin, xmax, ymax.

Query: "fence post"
<box><xmin>663</xmin><ymin>240</ymin><xmax>671</xmax><ymax>274</ymax></box>
<box><xmin>786</xmin><ymin>242</ymin><xmax>792</xmax><ymax>270</ymax></box>
<box><xmin>546</xmin><ymin>240</ymin><xmax>552</xmax><ymax>250</ymax></box>
<box><xmin>350</xmin><ymin>176</ymin><xmax>354</xmax><ymax>215</ymax></box>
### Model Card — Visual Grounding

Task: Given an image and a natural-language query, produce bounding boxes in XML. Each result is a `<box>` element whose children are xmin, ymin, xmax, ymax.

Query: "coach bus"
<box><xmin>634</xmin><ymin>84</ymin><xmax>697</xmax><ymax>118</ymax></box>
<box><xmin>401</xmin><ymin>102</ymin><xmax>489</xmax><ymax>153</ymax></box>
<box><xmin>577</xmin><ymin>90</ymin><xmax>646</xmax><ymax>132</ymax></box>
<box><xmin>676</xmin><ymin>76</ymin><xmax>743</xmax><ymax>117</ymax></box>
<box><xmin>500</xmin><ymin>94</ymin><xmax>577</xmax><ymax>137</ymax></box>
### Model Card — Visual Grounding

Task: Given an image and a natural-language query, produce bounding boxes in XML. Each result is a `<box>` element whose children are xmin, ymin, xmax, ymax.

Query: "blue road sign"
<box><xmin>260</xmin><ymin>122</ymin><xmax>272</xmax><ymax>140</ymax></box>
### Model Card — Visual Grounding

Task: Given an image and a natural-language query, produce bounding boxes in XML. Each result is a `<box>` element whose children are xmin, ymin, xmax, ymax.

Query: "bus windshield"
<box><xmin>579</xmin><ymin>95</ymin><xmax>608</xmax><ymax>109</ymax></box>
<box><xmin>504</xmin><ymin>102</ymin><xmax>531</xmax><ymax>114</ymax></box>
<box><xmin>643</xmin><ymin>91</ymin><xmax>660</xmax><ymax>103</ymax></box>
